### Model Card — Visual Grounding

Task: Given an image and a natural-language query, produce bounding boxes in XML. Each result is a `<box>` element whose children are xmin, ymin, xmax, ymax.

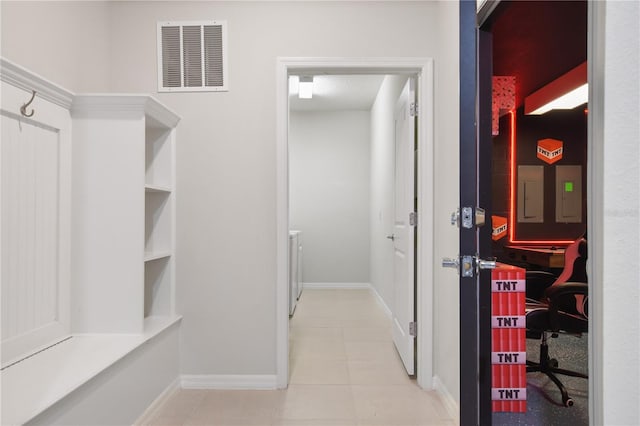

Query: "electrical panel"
<box><xmin>517</xmin><ymin>165</ymin><xmax>544</xmax><ymax>223</ymax></box>
<box><xmin>556</xmin><ymin>165</ymin><xmax>582</xmax><ymax>223</ymax></box>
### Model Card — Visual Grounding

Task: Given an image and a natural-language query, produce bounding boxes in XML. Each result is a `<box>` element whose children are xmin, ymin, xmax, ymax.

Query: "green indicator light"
<box><xmin>565</xmin><ymin>181</ymin><xmax>574</xmax><ymax>192</ymax></box>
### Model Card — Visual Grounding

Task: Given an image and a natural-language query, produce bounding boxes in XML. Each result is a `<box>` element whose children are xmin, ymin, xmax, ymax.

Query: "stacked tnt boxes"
<box><xmin>491</xmin><ymin>264</ymin><xmax>527</xmax><ymax>413</ymax></box>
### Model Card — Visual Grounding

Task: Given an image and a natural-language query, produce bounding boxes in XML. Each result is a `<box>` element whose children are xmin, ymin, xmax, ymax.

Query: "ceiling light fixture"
<box><xmin>298</xmin><ymin>76</ymin><xmax>313</xmax><ymax>99</ymax></box>
<box><xmin>524</xmin><ymin>62</ymin><xmax>587</xmax><ymax>115</ymax></box>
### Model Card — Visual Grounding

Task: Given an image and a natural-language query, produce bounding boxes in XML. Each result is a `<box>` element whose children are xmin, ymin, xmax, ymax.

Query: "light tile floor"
<box><xmin>144</xmin><ymin>289</ymin><xmax>454</xmax><ymax>426</ymax></box>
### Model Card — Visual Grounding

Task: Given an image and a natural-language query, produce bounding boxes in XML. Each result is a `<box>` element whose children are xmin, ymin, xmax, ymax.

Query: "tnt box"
<box><xmin>537</xmin><ymin>138</ymin><xmax>563</xmax><ymax>164</ymax></box>
<box><xmin>491</xmin><ymin>264</ymin><xmax>527</xmax><ymax>413</ymax></box>
<box><xmin>492</xmin><ymin>216</ymin><xmax>508</xmax><ymax>241</ymax></box>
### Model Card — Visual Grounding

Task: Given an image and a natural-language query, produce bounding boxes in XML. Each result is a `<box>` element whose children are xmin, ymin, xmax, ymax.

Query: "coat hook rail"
<box><xmin>20</xmin><ymin>90</ymin><xmax>36</xmax><ymax>117</ymax></box>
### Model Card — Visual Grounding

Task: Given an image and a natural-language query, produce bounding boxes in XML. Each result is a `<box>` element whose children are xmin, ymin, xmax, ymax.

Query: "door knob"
<box><xmin>442</xmin><ymin>257</ymin><xmax>459</xmax><ymax>270</ymax></box>
<box><xmin>477</xmin><ymin>258</ymin><xmax>496</xmax><ymax>270</ymax></box>
<box><xmin>386</xmin><ymin>234</ymin><xmax>395</xmax><ymax>241</ymax></box>
<box><xmin>442</xmin><ymin>256</ymin><xmax>496</xmax><ymax>276</ymax></box>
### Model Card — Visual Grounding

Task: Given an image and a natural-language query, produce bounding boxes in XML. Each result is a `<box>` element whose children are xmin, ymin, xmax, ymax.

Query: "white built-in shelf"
<box><xmin>70</xmin><ymin>93</ymin><xmax>179</xmax><ymax>334</ymax></box>
<box><xmin>145</xmin><ymin>184</ymin><xmax>172</xmax><ymax>193</ymax></box>
<box><xmin>0</xmin><ymin>316</ymin><xmax>182</xmax><ymax>426</ymax></box>
<box><xmin>72</xmin><ymin>95</ymin><xmax>180</xmax><ymax>130</ymax></box>
<box><xmin>144</xmin><ymin>251</ymin><xmax>172</xmax><ymax>262</ymax></box>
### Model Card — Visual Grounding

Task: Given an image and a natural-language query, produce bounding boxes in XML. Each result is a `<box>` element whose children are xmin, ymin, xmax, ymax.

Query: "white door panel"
<box><xmin>392</xmin><ymin>78</ymin><xmax>416</xmax><ymax>375</ymax></box>
<box><xmin>1</xmin><ymin>81</ymin><xmax>72</xmax><ymax>367</ymax></box>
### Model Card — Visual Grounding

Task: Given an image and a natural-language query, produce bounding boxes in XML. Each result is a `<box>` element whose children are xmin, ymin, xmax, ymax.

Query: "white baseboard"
<box><xmin>181</xmin><ymin>374</ymin><xmax>278</xmax><ymax>390</ymax></box>
<box><xmin>303</xmin><ymin>282</ymin><xmax>371</xmax><ymax>289</ymax></box>
<box><xmin>369</xmin><ymin>286</ymin><xmax>392</xmax><ymax>318</ymax></box>
<box><xmin>133</xmin><ymin>377</ymin><xmax>180</xmax><ymax>425</ymax></box>
<box><xmin>433</xmin><ymin>375</ymin><xmax>459</xmax><ymax>425</ymax></box>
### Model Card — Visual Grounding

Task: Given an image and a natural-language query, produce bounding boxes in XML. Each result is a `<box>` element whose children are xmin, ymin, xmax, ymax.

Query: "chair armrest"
<box><xmin>544</xmin><ymin>281</ymin><xmax>588</xmax><ymax>300</ymax></box>
<box><xmin>544</xmin><ymin>282</ymin><xmax>588</xmax><ymax>332</ymax></box>
<box><xmin>526</xmin><ymin>270</ymin><xmax>557</xmax><ymax>280</ymax></box>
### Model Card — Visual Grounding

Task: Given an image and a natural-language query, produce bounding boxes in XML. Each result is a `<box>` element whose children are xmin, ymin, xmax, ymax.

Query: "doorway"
<box><xmin>275</xmin><ymin>58</ymin><xmax>435</xmax><ymax>389</ymax></box>
<box><xmin>288</xmin><ymin>73</ymin><xmax>418</xmax><ymax>377</ymax></box>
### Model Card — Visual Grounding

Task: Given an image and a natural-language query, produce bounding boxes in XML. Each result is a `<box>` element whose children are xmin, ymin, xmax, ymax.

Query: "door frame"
<box><xmin>474</xmin><ymin>0</ymin><xmax>604</xmax><ymax>423</ymax></box>
<box><xmin>275</xmin><ymin>57</ymin><xmax>434</xmax><ymax>389</ymax></box>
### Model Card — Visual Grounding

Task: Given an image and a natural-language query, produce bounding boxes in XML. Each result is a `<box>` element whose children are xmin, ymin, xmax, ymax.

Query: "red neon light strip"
<box><xmin>507</xmin><ymin>110</ymin><xmax>575</xmax><ymax>245</ymax></box>
<box><xmin>508</xmin><ymin>110</ymin><xmax>517</xmax><ymax>243</ymax></box>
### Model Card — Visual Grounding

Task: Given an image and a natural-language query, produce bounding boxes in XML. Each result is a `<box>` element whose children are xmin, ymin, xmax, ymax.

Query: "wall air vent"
<box><xmin>157</xmin><ymin>21</ymin><xmax>228</xmax><ymax>92</ymax></box>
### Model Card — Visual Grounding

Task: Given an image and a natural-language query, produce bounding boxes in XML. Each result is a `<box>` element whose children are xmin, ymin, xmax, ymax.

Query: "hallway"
<box><xmin>143</xmin><ymin>289</ymin><xmax>454</xmax><ymax>425</ymax></box>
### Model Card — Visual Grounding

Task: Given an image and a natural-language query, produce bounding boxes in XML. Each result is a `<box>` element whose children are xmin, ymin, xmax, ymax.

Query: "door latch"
<box><xmin>475</xmin><ymin>207</ymin><xmax>486</xmax><ymax>227</ymax></box>
<box><xmin>461</xmin><ymin>255</ymin><xmax>475</xmax><ymax>277</ymax></box>
<box><xmin>461</xmin><ymin>207</ymin><xmax>473</xmax><ymax>229</ymax></box>
<box><xmin>451</xmin><ymin>207</ymin><xmax>486</xmax><ymax>229</ymax></box>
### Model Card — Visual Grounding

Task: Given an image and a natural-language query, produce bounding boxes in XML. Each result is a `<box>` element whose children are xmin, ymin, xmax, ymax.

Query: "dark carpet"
<box><xmin>493</xmin><ymin>332</ymin><xmax>589</xmax><ymax>426</ymax></box>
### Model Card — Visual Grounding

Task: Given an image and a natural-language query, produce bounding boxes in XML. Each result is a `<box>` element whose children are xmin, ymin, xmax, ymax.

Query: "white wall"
<box><xmin>600</xmin><ymin>1</ymin><xmax>640</xmax><ymax>424</ymax></box>
<box><xmin>101</xmin><ymin>1</ymin><xmax>443</xmax><ymax>377</ymax></box>
<box><xmin>369</xmin><ymin>75</ymin><xmax>408</xmax><ymax>307</ymax></box>
<box><xmin>0</xmin><ymin>1</ymin><xmax>110</xmax><ymax>92</ymax></box>
<box><xmin>1</xmin><ymin>0</ymin><xmax>457</xmax><ymax>397</ymax></box>
<box><xmin>289</xmin><ymin>110</ymin><xmax>371</xmax><ymax>284</ymax></box>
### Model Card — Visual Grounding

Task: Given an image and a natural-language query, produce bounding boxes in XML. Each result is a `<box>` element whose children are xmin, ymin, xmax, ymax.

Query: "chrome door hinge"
<box><xmin>409</xmin><ymin>321</ymin><xmax>417</xmax><ymax>337</ymax></box>
<box><xmin>410</xmin><ymin>102</ymin><xmax>418</xmax><ymax>117</ymax></box>
<box><xmin>409</xmin><ymin>211</ymin><xmax>418</xmax><ymax>226</ymax></box>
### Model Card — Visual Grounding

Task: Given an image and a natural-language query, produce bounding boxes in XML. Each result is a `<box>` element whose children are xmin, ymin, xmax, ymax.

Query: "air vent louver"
<box><xmin>157</xmin><ymin>21</ymin><xmax>228</xmax><ymax>92</ymax></box>
<box><xmin>161</xmin><ymin>26</ymin><xmax>181</xmax><ymax>88</ymax></box>
<box><xmin>204</xmin><ymin>25</ymin><xmax>224</xmax><ymax>87</ymax></box>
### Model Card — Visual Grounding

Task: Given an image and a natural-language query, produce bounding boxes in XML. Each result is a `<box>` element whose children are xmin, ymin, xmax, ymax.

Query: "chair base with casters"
<box><xmin>526</xmin><ymin>331</ymin><xmax>588</xmax><ymax>407</ymax></box>
<box><xmin>526</xmin><ymin>280</ymin><xmax>589</xmax><ymax>407</ymax></box>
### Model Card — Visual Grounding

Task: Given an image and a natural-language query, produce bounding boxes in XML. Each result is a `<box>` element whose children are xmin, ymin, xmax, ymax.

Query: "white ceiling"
<box><xmin>289</xmin><ymin>75</ymin><xmax>385</xmax><ymax>112</ymax></box>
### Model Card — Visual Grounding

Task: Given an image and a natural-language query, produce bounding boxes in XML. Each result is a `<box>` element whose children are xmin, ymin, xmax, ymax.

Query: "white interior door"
<box><xmin>392</xmin><ymin>78</ymin><xmax>416</xmax><ymax>375</ymax></box>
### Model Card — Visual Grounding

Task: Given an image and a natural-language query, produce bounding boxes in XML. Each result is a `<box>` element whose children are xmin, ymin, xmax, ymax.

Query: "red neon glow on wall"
<box><xmin>507</xmin><ymin>110</ymin><xmax>576</xmax><ymax>245</ymax></box>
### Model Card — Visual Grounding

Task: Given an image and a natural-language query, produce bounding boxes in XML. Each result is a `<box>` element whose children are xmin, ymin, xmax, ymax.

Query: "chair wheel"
<box><xmin>564</xmin><ymin>397</ymin><xmax>574</xmax><ymax>407</ymax></box>
<box><xmin>549</xmin><ymin>358</ymin><xmax>559</xmax><ymax>368</ymax></box>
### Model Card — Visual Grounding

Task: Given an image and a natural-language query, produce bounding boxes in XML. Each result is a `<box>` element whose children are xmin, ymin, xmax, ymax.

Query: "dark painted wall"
<box><xmin>492</xmin><ymin>105</ymin><xmax>587</xmax><ymax>250</ymax></box>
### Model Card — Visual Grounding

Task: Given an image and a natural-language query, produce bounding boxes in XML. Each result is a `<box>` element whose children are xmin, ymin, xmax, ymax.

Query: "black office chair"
<box><xmin>525</xmin><ymin>237</ymin><xmax>588</xmax><ymax>302</ymax></box>
<box><xmin>526</xmin><ymin>237</ymin><xmax>589</xmax><ymax>407</ymax></box>
<box><xmin>525</xmin><ymin>270</ymin><xmax>558</xmax><ymax>302</ymax></box>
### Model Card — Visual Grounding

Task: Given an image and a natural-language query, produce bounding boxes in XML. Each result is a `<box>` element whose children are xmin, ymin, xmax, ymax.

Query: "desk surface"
<box><xmin>503</xmin><ymin>246</ymin><xmax>565</xmax><ymax>268</ymax></box>
<box><xmin>505</xmin><ymin>246</ymin><xmax>566</xmax><ymax>254</ymax></box>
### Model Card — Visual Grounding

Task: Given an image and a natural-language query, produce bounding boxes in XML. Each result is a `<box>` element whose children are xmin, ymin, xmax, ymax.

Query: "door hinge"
<box><xmin>409</xmin><ymin>321</ymin><xmax>417</xmax><ymax>337</ymax></box>
<box><xmin>410</xmin><ymin>102</ymin><xmax>418</xmax><ymax>117</ymax></box>
<box><xmin>409</xmin><ymin>211</ymin><xmax>418</xmax><ymax>226</ymax></box>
